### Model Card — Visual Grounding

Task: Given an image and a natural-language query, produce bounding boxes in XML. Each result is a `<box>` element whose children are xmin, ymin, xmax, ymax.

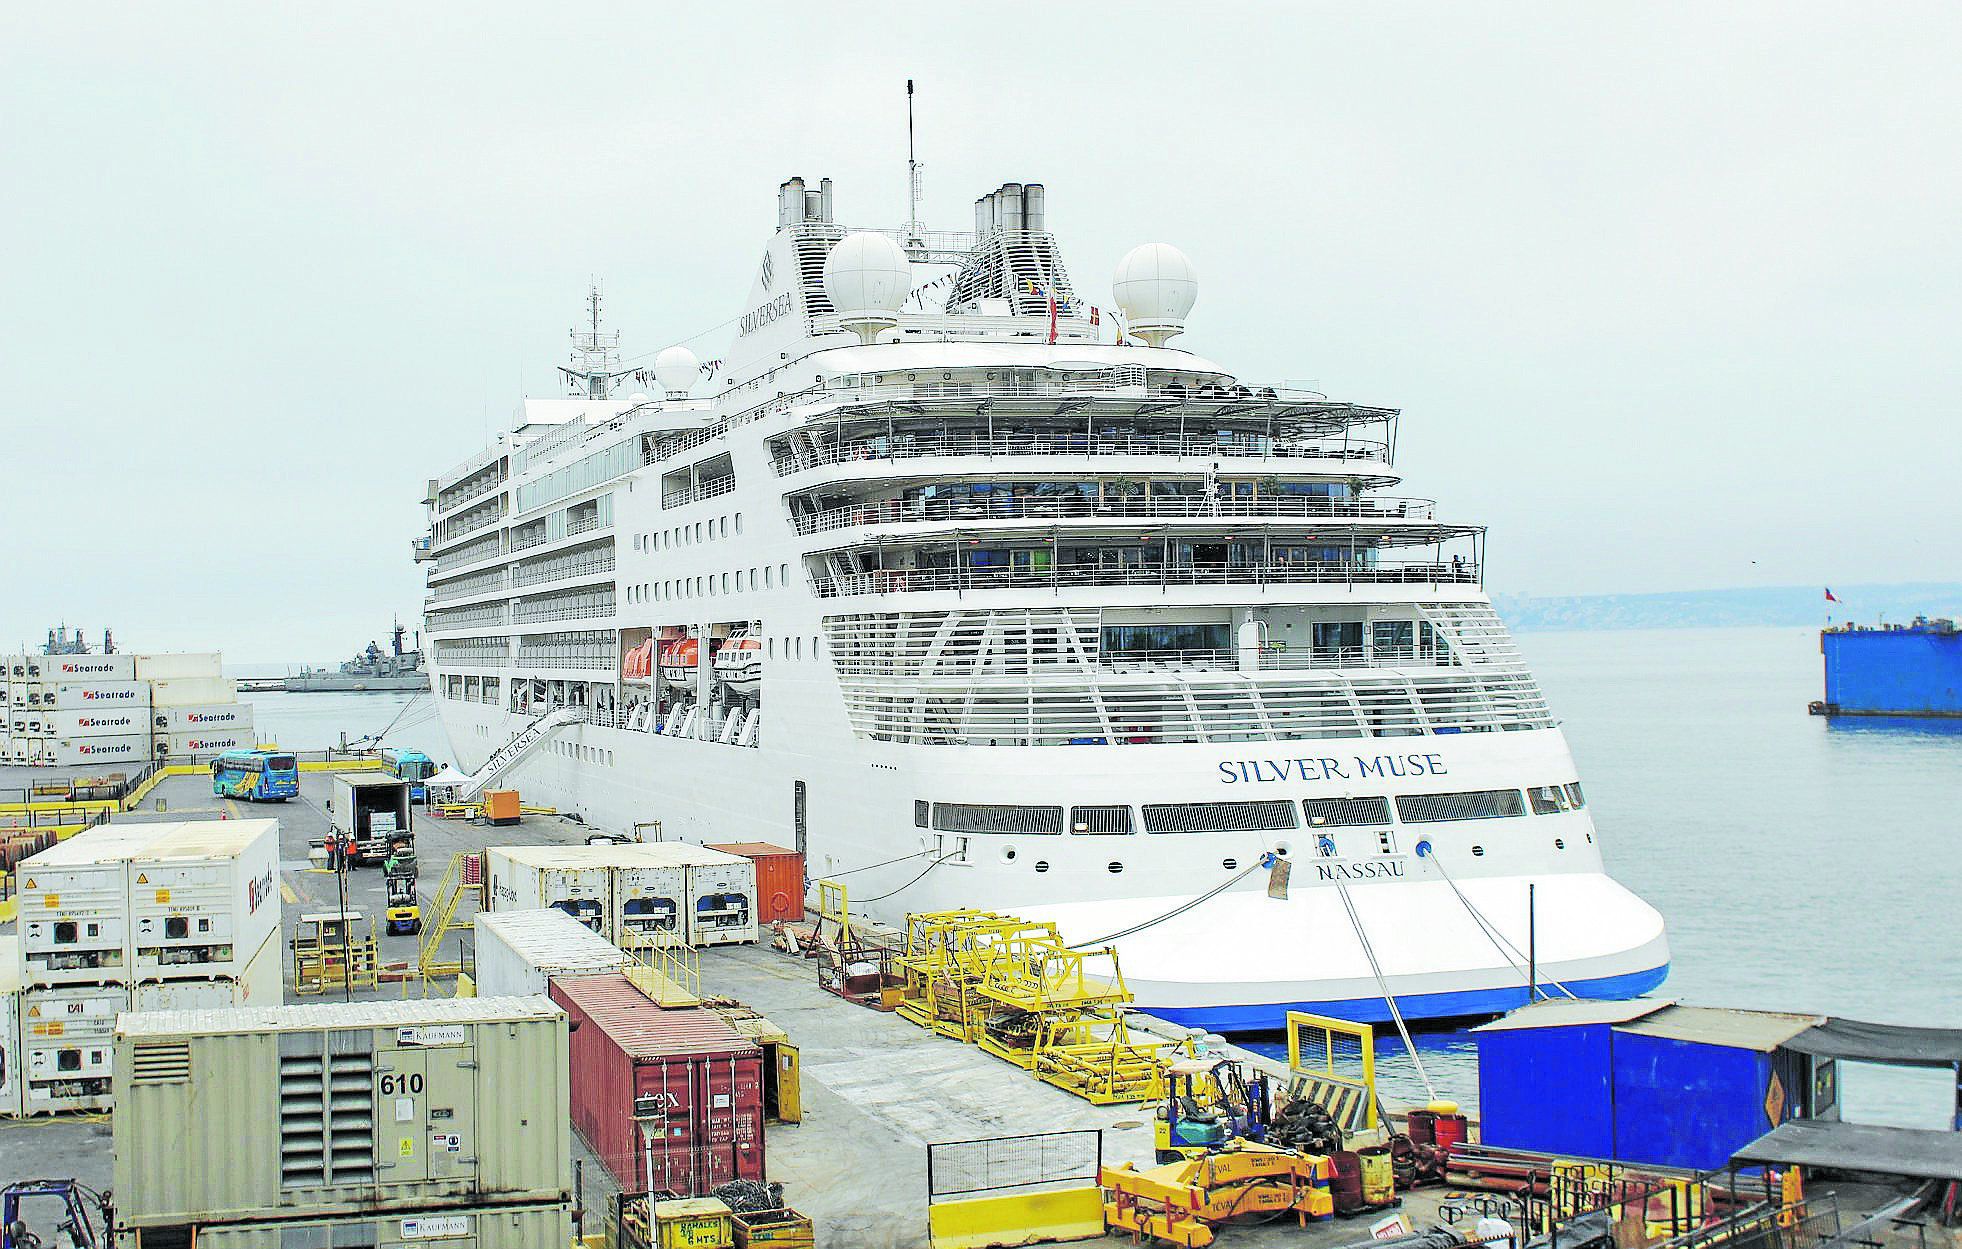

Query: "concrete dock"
<box><xmin>0</xmin><ymin>768</ymin><xmax>1456</xmax><ymax>1249</ymax></box>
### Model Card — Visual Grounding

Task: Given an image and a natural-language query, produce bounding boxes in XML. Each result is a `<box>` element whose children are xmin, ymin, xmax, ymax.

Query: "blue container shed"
<box><xmin>1475</xmin><ymin>1001</ymin><xmax>1827</xmax><ymax>1171</ymax></box>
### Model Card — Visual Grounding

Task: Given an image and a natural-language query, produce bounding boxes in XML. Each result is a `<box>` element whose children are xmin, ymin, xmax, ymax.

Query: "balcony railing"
<box><xmin>661</xmin><ymin>477</ymin><xmax>738</xmax><ymax>509</ymax></box>
<box><xmin>813</xmin><ymin>561</ymin><xmax>1478</xmax><ymax>598</ymax></box>
<box><xmin>795</xmin><ymin>494</ymin><xmax>1438</xmax><ymax>535</ymax></box>
<box><xmin>429</xmin><ymin>572</ymin><xmax>508</xmax><ymax>604</ymax></box>
<box><xmin>435</xmin><ymin>471</ymin><xmax>504</xmax><ymax>516</ymax></box>
<box><xmin>511</xmin><ymin>555</ymin><xmax>616</xmax><ymax>590</ymax></box>
<box><xmin>772</xmin><ymin>431</ymin><xmax>1390</xmax><ymax>476</ymax></box>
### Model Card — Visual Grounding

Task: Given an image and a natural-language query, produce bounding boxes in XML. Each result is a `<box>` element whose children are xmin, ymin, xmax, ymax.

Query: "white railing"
<box><xmin>511</xmin><ymin>554</ymin><xmax>615</xmax><ymax>589</ymax></box>
<box><xmin>796</xmin><ymin>494</ymin><xmax>1439</xmax><ymax>535</ymax></box>
<box><xmin>512</xmin><ymin>595</ymin><xmax>615</xmax><ymax>624</ymax></box>
<box><xmin>428</xmin><ymin>571</ymin><xmax>508</xmax><ymax>603</ymax></box>
<box><xmin>773</xmin><ymin>431</ymin><xmax>1390</xmax><ymax>476</ymax></box>
<box><xmin>661</xmin><ymin>476</ymin><xmax>737</xmax><ymax>509</ymax></box>
<box><xmin>435</xmin><ymin>470</ymin><xmax>504</xmax><ymax>516</ymax></box>
<box><xmin>814</xmin><ymin>561</ymin><xmax>1478</xmax><ymax>598</ymax></box>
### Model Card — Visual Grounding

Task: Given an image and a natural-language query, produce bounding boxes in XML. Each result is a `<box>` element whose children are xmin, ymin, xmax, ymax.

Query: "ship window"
<box><xmin>1396</xmin><ymin>790</ymin><xmax>1526</xmax><ymax>823</ymax></box>
<box><xmin>933</xmin><ymin>803</ymin><xmax>1063</xmax><ymax>835</ymax></box>
<box><xmin>914</xmin><ymin>800</ymin><xmax>930</xmax><ymax>828</ymax></box>
<box><xmin>720</xmin><ymin>517</ymin><xmax>729</xmax><ymax>538</ymax></box>
<box><xmin>1070</xmin><ymin>805</ymin><xmax>1133</xmax><ymax>835</ymax></box>
<box><xmin>780</xmin><ymin>563</ymin><xmax>790</xmax><ymax>585</ymax></box>
<box><xmin>1302</xmin><ymin>797</ymin><xmax>1391</xmax><ymax>827</ymax></box>
<box><xmin>721</xmin><ymin>573</ymin><xmax>730</xmax><ymax>593</ymax></box>
<box><xmin>1564</xmin><ymin>782</ymin><xmax>1586</xmax><ymax>808</ymax></box>
<box><xmin>1101</xmin><ymin>623</ymin><xmax>1230</xmax><ymax>657</ymax></box>
<box><xmin>764</xmin><ymin>566</ymin><xmax>774</xmax><ymax>588</ymax></box>
<box><xmin>735</xmin><ymin>514</ymin><xmax>743</xmax><ymax>535</ymax></box>
<box><xmin>1527</xmin><ymin>785</ymin><xmax>1572</xmax><ymax>815</ymax></box>
<box><xmin>1142</xmin><ymin>801</ymin><xmax>1298</xmax><ymax>835</ymax></box>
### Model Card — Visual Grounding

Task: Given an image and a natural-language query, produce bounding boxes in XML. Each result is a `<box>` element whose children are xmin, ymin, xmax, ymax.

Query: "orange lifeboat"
<box><xmin>712</xmin><ymin>636</ymin><xmax>762</xmax><ymax>695</ymax></box>
<box><xmin>659</xmin><ymin>637</ymin><xmax>699</xmax><ymax>689</ymax></box>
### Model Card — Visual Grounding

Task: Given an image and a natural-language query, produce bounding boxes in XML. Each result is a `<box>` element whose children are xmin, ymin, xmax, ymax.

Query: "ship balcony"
<box><xmin>770</xmin><ymin>430</ymin><xmax>1393</xmax><ymax>480</ymax></box>
<box><xmin>812</xmin><ymin>558</ymin><xmax>1481</xmax><ymax>599</ymax></box>
<box><xmin>432</xmin><ymin>470</ymin><xmax>507</xmax><ymax>519</ymax></box>
<box><xmin>410</xmin><ymin>536</ymin><xmax>434</xmax><ymax>562</ymax></box>
<box><xmin>793</xmin><ymin>493</ymin><xmax>1441</xmax><ymax>537</ymax></box>
<box><xmin>433</xmin><ymin>502</ymin><xmax>508</xmax><ymax>550</ymax></box>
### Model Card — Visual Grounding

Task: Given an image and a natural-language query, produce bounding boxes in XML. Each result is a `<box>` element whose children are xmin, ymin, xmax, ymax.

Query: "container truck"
<box><xmin>330</xmin><ymin>774</ymin><xmax>414</xmax><ymax>866</ymax></box>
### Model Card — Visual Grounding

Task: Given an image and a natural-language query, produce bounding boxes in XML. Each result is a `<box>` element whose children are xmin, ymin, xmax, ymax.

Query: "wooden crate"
<box><xmin>731</xmin><ymin>1208</ymin><xmax>814</xmax><ymax>1249</ymax></box>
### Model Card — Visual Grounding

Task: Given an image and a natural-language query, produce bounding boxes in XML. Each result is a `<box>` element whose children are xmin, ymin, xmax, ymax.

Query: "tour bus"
<box><xmin>210</xmin><ymin>748</ymin><xmax>300</xmax><ymax>802</ymax></box>
<box><xmin>381</xmin><ymin>747</ymin><xmax>437</xmax><ymax>802</ymax></box>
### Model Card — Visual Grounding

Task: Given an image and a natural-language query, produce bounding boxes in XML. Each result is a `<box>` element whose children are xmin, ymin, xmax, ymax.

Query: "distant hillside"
<box><xmin>1492</xmin><ymin>582</ymin><xmax>1962</xmax><ymax>632</ymax></box>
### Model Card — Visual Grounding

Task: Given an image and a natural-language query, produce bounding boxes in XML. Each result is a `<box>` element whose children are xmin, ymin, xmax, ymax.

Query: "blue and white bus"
<box><xmin>211</xmin><ymin>749</ymin><xmax>299</xmax><ymax>802</ymax></box>
<box><xmin>382</xmin><ymin>747</ymin><xmax>437</xmax><ymax>802</ymax></box>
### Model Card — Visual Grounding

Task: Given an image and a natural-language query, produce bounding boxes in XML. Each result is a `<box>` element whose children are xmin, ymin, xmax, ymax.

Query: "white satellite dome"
<box><xmin>1113</xmin><ymin>242</ymin><xmax>1198</xmax><ymax>345</ymax></box>
<box><xmin>823</xmin><ymin>231</ymin><xmax>911</xmax><ymax>342</ymax></box>
<box><xmin>626</xmin><ymin>391</ymin><xmax>650</xmax><ymax>406</ymax></box>
<box><xmin>653</xmin><ymin>345</ymin><xmax>699</xmax><ymax>398</ymax></box>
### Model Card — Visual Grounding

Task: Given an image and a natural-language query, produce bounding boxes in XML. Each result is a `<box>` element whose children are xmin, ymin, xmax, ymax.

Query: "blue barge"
<box><xmin>1812</xmin><ymin>617</ymin><xmax>1962</xmax><ymax>717</ymax></box>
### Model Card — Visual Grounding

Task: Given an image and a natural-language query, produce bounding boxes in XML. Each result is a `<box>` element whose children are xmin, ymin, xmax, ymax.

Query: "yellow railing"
<box><xmin>1285</xmin><ymin>1009</ymin><xmax>1378</xmax><ymax>1132</ymax></box>
<box><xmin>622</xmin><ymin>929</ymin><xmax>702</xmax><ymax>1007</ymax></box>
<box><xmin>417</xmin><ymin>853</ymin><xmax>480</xmax><ymax>980</ymax></box>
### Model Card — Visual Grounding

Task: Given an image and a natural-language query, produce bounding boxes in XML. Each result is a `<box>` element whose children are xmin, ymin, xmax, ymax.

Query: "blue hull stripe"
<box><xmin>1147</xmin><ymin>963</ymin><xmax>1671</xmax><ymax>1032</ymax></box>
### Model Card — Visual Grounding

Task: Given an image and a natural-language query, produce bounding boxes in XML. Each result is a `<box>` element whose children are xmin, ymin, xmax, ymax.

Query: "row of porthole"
<box><xmin>995</xmin><ymin>835</ymin><xmax>1587</xmax><ymax>872</ymax></box>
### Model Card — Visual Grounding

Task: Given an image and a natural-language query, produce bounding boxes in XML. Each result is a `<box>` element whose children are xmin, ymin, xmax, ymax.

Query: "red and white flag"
<box><xmin>1824</xmin><ymin>587</ymin><xmax>1838</xmax><ymax>602</ymax></box>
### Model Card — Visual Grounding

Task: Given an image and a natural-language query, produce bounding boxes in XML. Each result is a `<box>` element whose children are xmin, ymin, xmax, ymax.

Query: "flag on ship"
<box><xmin>1824</xmin><ymin>587</ymin><xmax>1838</xmax><ymax>602</ymax></box>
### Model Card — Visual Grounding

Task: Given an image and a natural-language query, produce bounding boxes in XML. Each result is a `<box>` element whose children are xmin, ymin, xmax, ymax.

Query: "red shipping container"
<box><xmin>550</xmin><ymin>973</ymin><xmax>765</xmax><ymax>1197</ymax></box>
<box><xmin>704</xmin><ymin>842</ymin><xmax>805</xmax><ymax>925</ymax></box>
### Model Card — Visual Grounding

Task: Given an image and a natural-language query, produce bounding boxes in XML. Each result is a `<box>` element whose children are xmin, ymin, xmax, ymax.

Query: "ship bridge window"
<box><xmin>1142</xmin><ymin>801</ymin><xmax>1298</xmax><ymax>835</ymax></box>
<box><xmin>1071</xmin><ymin>805</ymin><xmax>1133</xmax><ymax>835</ymax></box>
<box><xmin>1396</xmin><ymin>790</ymin><xmax>1526</xmax><ymax>823</ymax></box>
<box><xmin>1302</xmin><ymin>797</ymin><xmax>1391</xmax><ymax>827</ymax></box>
<box><xmin>1564</xmin><ymin>782</ymin><xmax>1586</xmax><ymax>808</ymax></box>
<box><xmin>932</xmin><ymin>803</ymin><xmax>1064</xmax><ymax>835</ymax></box>
<box><xmin>1527</xmin><ymin>784</ymin><xmax>1578</xmax><ymax>815</ymax></box>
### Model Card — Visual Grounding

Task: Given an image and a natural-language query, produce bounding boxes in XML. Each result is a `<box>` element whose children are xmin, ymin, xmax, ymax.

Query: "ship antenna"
<box><xmin>905</xmin><ymin>79</ymin><xmax>922</xmax><ymax>246</ymax></box>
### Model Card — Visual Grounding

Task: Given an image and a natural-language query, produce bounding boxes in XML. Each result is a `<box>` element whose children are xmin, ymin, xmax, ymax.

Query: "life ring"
<box><xmin>771</xmin><ymin>890</ymin><xmax>791</xmax><ymax>917</ymax></box>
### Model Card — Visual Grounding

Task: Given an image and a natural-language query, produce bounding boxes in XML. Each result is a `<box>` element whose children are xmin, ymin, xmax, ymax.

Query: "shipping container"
<box><xmin>151</xmin><ymin>702</ymin><xmax>254</xmax><ymax>734</ymax></box>
<box><xmin>0</xmin><ymin>936</ymin><xmax>22</xmax><ymax>1116</ymax></box>
<box><xmin>155</xmin><ymin>727</ymin><xmax>257</xmax><ymax>758</ymax></box>
<box><xmin>133</xmin><ymin>652</ymin><xmax>223</xmax><ymax>681</ymax></box>
<box><xmin>19</xmin><ymin>823</ymin><xmax>176</xmax><ymax>986</ymax></box>
<box><xmin>705</xmin><ymin>843</ymin><xmax>805</xmax><ymax>927</ymax></box>
<box><xmin>127</xmin><ymin>819</ymin><xmax>281</xmax><ymax>982</ymax></box>
<box><xmin>131</xmin><ymin>1202</ymin><xmax>575</xmax><ymax>1249</ymax></box>
<box><xmin>147</xmin><ymin>676</ymin><xmax>237</xmax><ymax>707</ymax></box>
<box><xmin>49</xmin><ymin>681</ymin><xmax>150</xmax><ymax>711</ymax></box>
<box><xmin>661</xmin><ymin>845</ymin><xmax>759</xmax><ymax>948</ymax></box>
<box><xmin>609</xmin><ymin>851</ymin><xmax>687</xmax><ymax>949</ymax></box>
<box><xmin>483</xmin><ymin>847</ymin><xmax>612</xmax><ymax>934</ymax></box>
<box><xmin>22</xmin><ymin>982</ymin><xmax>127</xmax><ymax>1113</ymax></box>
<box><xmin>49</xmin><ymin>654</ymin><xmax>137</xmax><ymax>683</ymax></box>
<box><xmin>332</xmin><ymin>775</ymin><xmax>414</xmax><ymax>864</ymax></box>
<box><xmin>550</xmin><ymin>974</ymin><xmax>764</xmax><ymax>1197</ymax></box>
<box><xmin>48</xmin><ymin>707</ymin><xmax>150</xmax><ymax>740</ymax></box>
<box><xmin>53</xmin><ymin>734</ymin><xmax>153</xmax><ymax>767</ymax></box>
<box><xmin>127</xmin><ymin>928</ymin><xmax>282</xmax><ymax>1011</ymax></box>
<box><xmin>113</xmin><ymin>997</ymin><xmax>570</xmax><ymax>1228</ymax></box>
<box><xmin>474</xmin><ymin>909</ymin><xmax>632</xmax><ymax>998</ymax></box>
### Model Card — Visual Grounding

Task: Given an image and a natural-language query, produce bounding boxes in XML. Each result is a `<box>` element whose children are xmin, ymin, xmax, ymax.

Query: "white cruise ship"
<box><xmin>418</xmin><ymin>175</ymin><xmax>1669</xmax><ymax>1030</ymax></box>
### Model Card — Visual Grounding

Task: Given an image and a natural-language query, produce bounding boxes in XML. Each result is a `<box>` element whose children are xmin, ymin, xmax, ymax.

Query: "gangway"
<box><xmin>443</xmin><ymin>706</ymin><xmax>584</xmax><ymax>802</ymax></box>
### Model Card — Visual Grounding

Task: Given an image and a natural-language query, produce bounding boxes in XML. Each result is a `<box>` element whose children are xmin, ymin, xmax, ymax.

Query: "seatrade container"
<box><xmin>152</xmin><ymin>702</ymin><xmax>253</xmax><ymax>734</ymax></box>
<box><xmin>22</xmin><ymin>982</ymin><xmax>127</xmax><ymax>1113</ymax></box>
<box><xmin>50</xmin><ymin>681</ymin><xmax>150</xmax><ymax>711</ymax></box>
<box><xmin>128</xmin><ymin>929</ymin><xmax>282</xmax><ymax>1011</ymax></box>
<box><xmin>549</xmin><ymin>973</ymin><xmax>764</xmax><ymax>1197</ymax></box>
<box><xmin>474</xmin><ymin>909</ymin><xmax>631</xmax><ymax>998</ymax></box>
<box><xmin>48</xmin><ymin>707</ymin><xmax>148</xmax><ymax>740</ymax></box>
<box><xmin>153</xmin><ymin>1202</ymin><xmax>575</xmax><ymax>1249</ymax></box>
<box><xmin>52</xmin><ymin>734</ymin><xmax>153</xmax><ymax>766</ymax></box>
<box><xmin>50</xmin><ymin>654</ymin><xmax>137</xmax><ymax>683</ymax></box>
<box><xmin>113</xmin><ymin>997</ymin><xmax>571</xmax><ymax>1228</ymax></box>
<box><xmin>133</xmin><ymin>652</ymin><xmax>222</xmax><ymax>681</ymax></box>
<box><xmin>155</xmin><ymin>728</ymin><xmax>257</xmax><ymax>758</ymax></box>
<box><xmin>19</xmin><ymin>823</ymin><xmax>174</xmax><ymax>986</ymax></box>
<box><xmin>484</xmin><ymin>847</ymin><xmax>613</xmax><ymax>934</ymax></box>
<box><xmin>127</xmin><ymin>819</ymin><xmax>280</xmax><ymax>982</ymax></box>
<box><xmin>147</xmin><ymin>676</ymin><xmax>237</xmax><ymax>707</ymax></box>
<box><xmin>705</xmin><ymin>843</ymin><xmax>805</xmax><ymax>927</ymax></box>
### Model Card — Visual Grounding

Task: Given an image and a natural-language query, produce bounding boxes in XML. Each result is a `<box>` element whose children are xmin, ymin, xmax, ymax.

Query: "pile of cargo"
<box><xmin>0</xmin><ymin>651</ymin><xmax>252</xmax><ymax>766</ymax></box>
<box><xmin>5</xmin><ymin>817</ymin><xmax>282</xmax><ymax>1113</ymax></box>
<box><xmin>111</xmin><ymin>997</ymin><xmax>573</xmax><ymax>1248</ymax></box>
<box><xmin>484</xmin><ymin>842</ymin><xmax>762</xmax><ymax>948</ymax></box>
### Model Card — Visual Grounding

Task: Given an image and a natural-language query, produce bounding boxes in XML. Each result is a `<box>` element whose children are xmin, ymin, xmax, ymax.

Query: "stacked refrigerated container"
<box><xmin>112</xmin><ymin>997</ymin><xmax>574</xmax><ymax>1247</ymax></box>
<box><xmin>0</xmin><ymin>651</ymin><xmax>251</xmax><ymax>766</ymax></box>
<box><xmin>473</xmin><ymin>909</ymin><xmax>633</xmax><ymax>997</ymax></box>
<box><xmin>11</xmin><ymin>818</ymin><xmax>283</xmax><ymax>1113</ymax></box>
<box><xmin>482</xmin><ymin>843</ymin><xmax>760</xmax><ymax>949</ymax></box>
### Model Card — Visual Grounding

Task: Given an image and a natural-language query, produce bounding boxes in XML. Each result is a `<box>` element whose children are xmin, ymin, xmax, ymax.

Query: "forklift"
<box><xmin>1154</xmin><ymin>1057</ymin><xmax>1272</xmax><ymax>1163</ymax></box>
<box><xmin>1</xmin><ymin>1179</ymin><xmax>111</xmax><ymax>1249</ymax></box>
<box><xmin>382</xmin><ymin>836</ymin><xmax>421</xmax><ymax>936</ymax></box>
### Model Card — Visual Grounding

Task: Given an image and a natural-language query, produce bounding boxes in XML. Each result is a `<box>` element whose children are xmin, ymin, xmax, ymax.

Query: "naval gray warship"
<box><xmin>286</xmin><ymin>622</ymin><xmax>429</xmax><ymax>693</ymax></box>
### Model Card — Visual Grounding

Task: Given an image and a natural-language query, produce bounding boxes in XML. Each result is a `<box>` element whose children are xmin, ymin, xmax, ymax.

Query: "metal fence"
<box><xmin>926</xmin><ymin>1130</ymin><xmax>1103</xmax><ymax>1203</ymax></box>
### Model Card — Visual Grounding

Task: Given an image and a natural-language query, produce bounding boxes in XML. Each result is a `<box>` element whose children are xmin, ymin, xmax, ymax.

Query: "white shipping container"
<box><xmin>147</xmin><ymin>676</ymin><xmax>237</xmax><ymax>707</ymax></box>
<box><xmin>0</xmin><ymin>936</ymin><xmax>22</xmax><ymax>1116</ymax></box>
<box><xmin>6</xmin><ymin>657</ymin><xmax>45</xmax><ymax>680</ymax></box>
<box><xmin>19</xmin><ymin>823</ymin><xmax>176</xmax><ymax>986</ymax></box>
<box><xmin>156</xmin><ymin>728</ymin><xmax>256</xmax><ymax>757</ymax></box>
<box><xmin>47</xmin><ymin>654</ymin><xmax>137</xmax><ymax>682</ymax></box>
<box><xmin>127</xmin><ymin>928</ymin><xmax>282</xmax><ymax>1010</ymax></box>
<box><xmin>52</xmin><ymin>734</ymin><xmax>153</xmax><ymax>766</ymax></box>
<box><xmin>133</xmin><ymin>652</ymin><xmax>222</xmax><ymax>681</ymax></box>
<box><xmin>151</xmin><ymin>701</ymin><xmax>254</xmax><ymax>734</ymax></box>
<box><xmin>650</xmin><ymin>843</ymin><xmax>760</xmax><ymax>947</ymax></box>
<box><xmin>609</xmin><ymin>850</ymin><xmax>688</xmax><ymax>948</ymax></box>
<box><xmin>128</xmin><ymin>819</ymin><xmax>281</xmax><ymax>981</ymax></box>
<box><xmin>474</xmin><ymin>909</ymin><xmax>631</xmax><ymax>998</ymax></box>
<box><xmin>21</xmin><ymin>982</ymin><xmax>127</xmax><ymax>1113</ymax></box>
<box><xmin>49</xmin><ymin>680</ymin><xmax>149</xmax><ymax>711</ymax></box>
<box><xmin>483</xmin><ymin>847</ymin><xmax>612</xmax><ymax>934</ymax></box>
<box><xmin>48</xmin><ymin>707</ymin><xmax>148</xmax><ymax>740</ymax></box>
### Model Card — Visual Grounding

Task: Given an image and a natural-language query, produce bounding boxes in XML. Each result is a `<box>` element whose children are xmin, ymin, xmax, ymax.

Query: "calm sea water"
<box><xmin>241</xmin><ymin>630</ymin><xmax>1962</xmax><ymax>1127</ymax></box>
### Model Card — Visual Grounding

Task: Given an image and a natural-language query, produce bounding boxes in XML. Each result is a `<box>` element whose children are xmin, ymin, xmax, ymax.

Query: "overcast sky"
<box><xmin>3</xmin><ymin>4</ymin><xmax>1958</xmax><ymax>662</ymax></box>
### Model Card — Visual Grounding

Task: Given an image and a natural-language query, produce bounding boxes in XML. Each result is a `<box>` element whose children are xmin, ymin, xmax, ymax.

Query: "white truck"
<box><xmin>328</xmin><ymin>774</ymin><xmax>413</xmax><ymax>866</ymax></box>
